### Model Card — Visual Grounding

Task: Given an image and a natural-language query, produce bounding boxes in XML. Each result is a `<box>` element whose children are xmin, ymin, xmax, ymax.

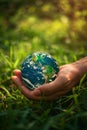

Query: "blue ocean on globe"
<box><xmin>21</xmin><ymin>52</ymin><xmax>59</xmax><ymax>90</ymax></box>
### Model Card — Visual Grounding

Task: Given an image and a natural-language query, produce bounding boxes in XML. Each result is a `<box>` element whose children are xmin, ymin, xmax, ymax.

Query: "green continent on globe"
<box><xmin>21</xmin><ymin>52</ymin><xmax>59</xmax><ymax>90</ymax></box>
<box><xmin>42</xmin><ymin>65</ymin><xmax>57</xmax><ymax>82</ymax></box>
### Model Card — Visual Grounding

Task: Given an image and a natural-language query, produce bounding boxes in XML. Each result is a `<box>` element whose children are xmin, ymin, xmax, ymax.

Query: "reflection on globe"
<box><xmin>21</xmin><ymin>52</ymin><xmax>59</xmax><ymax>90</ymax></box>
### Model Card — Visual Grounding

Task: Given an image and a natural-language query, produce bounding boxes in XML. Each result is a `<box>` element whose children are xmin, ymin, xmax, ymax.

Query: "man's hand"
<box><xmin>12</xmin><ymin>59</ymin><xmax>86</xmax><ymax>101</ymax></box>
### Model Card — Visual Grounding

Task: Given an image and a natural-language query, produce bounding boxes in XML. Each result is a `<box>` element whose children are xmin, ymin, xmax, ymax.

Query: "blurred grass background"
<box><xmin>0</xmin><ymin>0</ymin><xmax>87</xmax><ymax>130</ymax></box>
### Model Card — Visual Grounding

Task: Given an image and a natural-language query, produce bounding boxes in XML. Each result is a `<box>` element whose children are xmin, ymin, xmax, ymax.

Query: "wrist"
<box><xmin>73</xmin><ymin>57</ymin><xmax>87</xmax><ymax>76</ymax></box>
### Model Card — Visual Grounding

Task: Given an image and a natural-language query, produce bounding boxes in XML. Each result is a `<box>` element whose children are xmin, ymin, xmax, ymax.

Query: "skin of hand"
<box><xmin>11</xmin><ymin>58</ymin><xmax>87</xmax><ymax>101</ymax></box>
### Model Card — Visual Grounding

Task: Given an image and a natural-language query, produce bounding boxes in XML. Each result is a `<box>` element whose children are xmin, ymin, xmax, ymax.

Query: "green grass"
<box><xmin>0</xmin><ymin>15</ymin><xmax>87</xmax><ymax>130</ymax></box>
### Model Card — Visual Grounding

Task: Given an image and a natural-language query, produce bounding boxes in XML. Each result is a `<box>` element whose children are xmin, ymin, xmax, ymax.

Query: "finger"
<box><xmin>20</xmin><ymin>86</ymin><xmax>41</xmax><ymax>100</ymax></box>
<box><xmin>13</xmin><ymin>69</ymin><xmax>22</xmax><ymax>79</ymax></box>
<box><xmin>37</xmin><ymin>75</ymin><xmax>68</xmax><ymax>96</ymax></box>
<box><xmin>38</xmin><ymin>88</ymin><xmax>71</xmax><ymax>101</ymax></box>
<box><xmin>41</xmin><ymin>81</ymin><xmax>77</xmax><ymax>101</ymax></box>
<box><xmin>11</xmin><ymin>76</ymin><xmax>23</xmax><ymax>86</ymax></box>
<box><xmin>11</xmin><ymin>76</ymin><xmax>41</xmax><ymax>100</ymax></box>
<box><xmin>59</xmin><ymin>64</ymin><xmax>70</xmax><ymax>69</ymax></box>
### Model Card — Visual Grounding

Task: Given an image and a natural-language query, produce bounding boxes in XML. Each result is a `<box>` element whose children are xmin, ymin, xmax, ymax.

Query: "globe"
<box><xmin>21</xmin><ymin>52</ymin><xmax>59</xmax><ymax>90</ymax></box>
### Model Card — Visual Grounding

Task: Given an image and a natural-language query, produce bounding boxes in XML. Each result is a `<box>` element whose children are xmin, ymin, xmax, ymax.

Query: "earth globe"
<box><xmin>21</xmin><ymin>52</ymin><xmax>59</xmax><ymax>90</ymax></box>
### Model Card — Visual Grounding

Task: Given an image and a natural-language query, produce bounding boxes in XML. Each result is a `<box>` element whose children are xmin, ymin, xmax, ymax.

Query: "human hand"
<box><xmin>12</xmin><ymin>61</ymin><xmax>85</xmax><ymax>101</ymax></box>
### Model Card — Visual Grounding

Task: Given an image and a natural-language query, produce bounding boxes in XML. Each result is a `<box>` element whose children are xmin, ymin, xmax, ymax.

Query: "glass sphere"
<box><xmin>21</xmin><ymin>52</ymin><xmax>59</xmax><ymax>90</ymax></box>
